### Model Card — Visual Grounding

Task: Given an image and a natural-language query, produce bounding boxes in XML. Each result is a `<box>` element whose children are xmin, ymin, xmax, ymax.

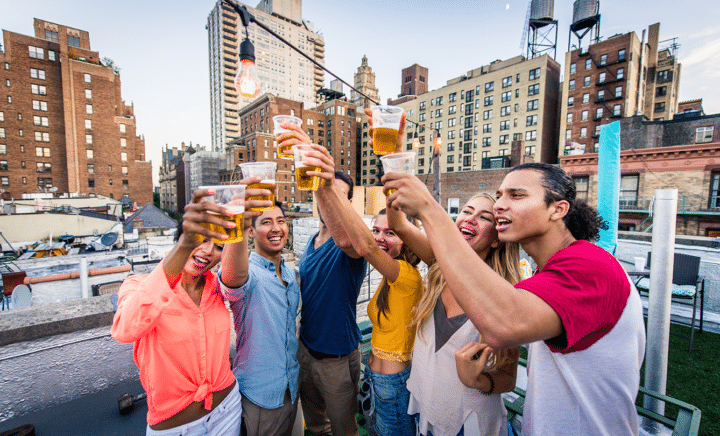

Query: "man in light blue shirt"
<box><xmin>221</xmin><ymin>202</ymin><xmax>300</xmax><ymax>436</ymax></box>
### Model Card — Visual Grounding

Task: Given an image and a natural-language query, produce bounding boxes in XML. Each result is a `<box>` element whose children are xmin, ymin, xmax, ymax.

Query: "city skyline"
<box><xmin>3</xmin><ymin>0</ymin><xmax>719</xmax><ymax>186</ymax></box>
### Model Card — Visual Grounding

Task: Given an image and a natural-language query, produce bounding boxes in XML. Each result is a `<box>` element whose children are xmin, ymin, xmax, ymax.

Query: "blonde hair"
<box><xmin>411</xmin><ymin>192</ymin><xmax>522</xmax><ymax>372</ymax></box>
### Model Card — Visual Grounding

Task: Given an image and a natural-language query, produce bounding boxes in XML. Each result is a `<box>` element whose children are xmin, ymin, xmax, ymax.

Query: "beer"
<box><xmin>373</xmin><ymin>127</ymin><xmax>399</xmax><ymax>155</ymax></box>
<box><xmin>296</xmin><ymin>166</ymin><xmax>320</xmax><ymax>191</ymax></box>
<box><xmin>278</xmin><ymin>144</ymin><xmax>293</xmax><ymax>159</ymax></box>
<box><xmin>200</xmin><ymin>210</ymin><xmax>244</xmax><ymax>244</ymax></box>
<box><xmin>385</xmin><ymin>188</ymin><xmax>397</xmax><ymax>196</ymax></box>
<box><xmin>247</xmin><ymin>181</ymin><xmax>276</xmax><ymax>211</ymax></box>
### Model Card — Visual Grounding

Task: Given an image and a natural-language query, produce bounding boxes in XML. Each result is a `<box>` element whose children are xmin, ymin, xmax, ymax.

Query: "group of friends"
<box><xmin>111</xmin><ymin>112</ymin><xmax>646</xmax><ymax>436</ymax></box>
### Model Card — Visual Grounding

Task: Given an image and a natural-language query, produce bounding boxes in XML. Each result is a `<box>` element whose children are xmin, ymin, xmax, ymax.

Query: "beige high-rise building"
<box><xmin>359</xmin><ymin>55</ymin><xmax>560</xmax><ymax>186</ymax></box>
<box><xmin>351</xmin><ymin>55</ymin><xmax>379</xmax><ymax>110</ymax></box>
<box><xmin>207</xmin><ymin>0</ymin><xmax>325</xmax><ymax>151</ymax></box>
<box><xmin>559</xmin><ymin>22</ymin><xmax>681</xmax><ymax>156</ymax></box>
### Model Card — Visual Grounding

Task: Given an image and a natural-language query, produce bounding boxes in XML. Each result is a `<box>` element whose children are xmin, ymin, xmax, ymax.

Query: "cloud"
<box><xmin>681</xmin><ymin>38</ymin><xmax>720</xmax><ymax>67</ymax></box>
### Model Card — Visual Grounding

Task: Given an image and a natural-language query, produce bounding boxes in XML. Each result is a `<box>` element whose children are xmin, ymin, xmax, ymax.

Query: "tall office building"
<box><xmin>359</xmin><ymin>55</ymin><xmax>560</xmax><ymax>186</ymax></box>
<box><xmin>350</xmin><ymin>56</ymin><xmax>379</xmax><ymax>110</ymax></box>
<box><xmin>559</xmin><ymin>22</ymin><xmax>681</xmax><ymax>155</ymax></box>
<box><xmin>0</xmin><ymin>19</ymin><xmax>152</xmax><ymax>204</ymax></box>
<box><xmin>207</xmin><ymin>0</ymin><xmax>325</xmax><ymax>152</ymax></box>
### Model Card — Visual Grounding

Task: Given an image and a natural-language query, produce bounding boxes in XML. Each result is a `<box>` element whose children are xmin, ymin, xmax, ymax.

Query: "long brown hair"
<box><xmin>374</xmin><ymin>209</ymin><xmax>420</xmax><ymax>325</ymax></box>
<box><xmin>411</xmin><ymin>193</ymin><xmax>522</xmax><ymax>372</ymax></box>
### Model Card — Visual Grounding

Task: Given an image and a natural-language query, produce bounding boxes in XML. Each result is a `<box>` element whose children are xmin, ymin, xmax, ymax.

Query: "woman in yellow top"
<box><xmin>302</xmin><ymin>142</ymin><xmax>422</xmax><ymax>436</ymax></box>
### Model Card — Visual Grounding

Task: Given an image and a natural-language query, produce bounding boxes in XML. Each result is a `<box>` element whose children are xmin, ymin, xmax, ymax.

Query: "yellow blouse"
<box><xmin>367</xmin><ymin>260</ymin><xmax>423</xmax><ymax>362</ymax></box>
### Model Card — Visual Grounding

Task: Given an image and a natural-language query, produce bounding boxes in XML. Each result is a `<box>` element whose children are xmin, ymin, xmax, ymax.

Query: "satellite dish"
<box><xmin>100</xmin><ymin>233</ymin><xmax>118</xmax><ymax>246</ymax></box>
<box><xmin>50</xmin><ymin>187</ymin><xmax>58</xmax><ymax>192</ymax></box>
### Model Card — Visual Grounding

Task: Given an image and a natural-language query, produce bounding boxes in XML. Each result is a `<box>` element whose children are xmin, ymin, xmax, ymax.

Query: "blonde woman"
<box><xmin>389</xmin><ymin>190</ymin><xmax>522</xmax><ymax>436</ymax></box>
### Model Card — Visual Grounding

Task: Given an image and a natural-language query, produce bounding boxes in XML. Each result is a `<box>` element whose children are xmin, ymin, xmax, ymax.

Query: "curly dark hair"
<box><xmin>509</xmin><ymin>163</ymin><xmax>608</xmax><ymax>241</ymax></box>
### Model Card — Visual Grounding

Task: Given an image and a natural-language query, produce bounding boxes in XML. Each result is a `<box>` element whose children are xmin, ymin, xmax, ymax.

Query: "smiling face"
<box><xmin>494</xmin><ymin>169</ymin><xmax>558</xmax><ymax>245</ymax></box>
<box><xmin>371</xmin><ymin>214</ymin><xmax>404</xmax><ymax>259</ymax></box>
<box><xmin>455</xmin><ymin>195</ymin><xmax>500</xmax><ymax>259</ymax></box>
<box><xmin>249</xmin><ymin>206</ymin><xmax>288</xmax><ymax>258</ymax></box>
<box><xmin>183</xmin><ymin>238</ymin><xmax>223</xmax><ymax>277</ymax></box>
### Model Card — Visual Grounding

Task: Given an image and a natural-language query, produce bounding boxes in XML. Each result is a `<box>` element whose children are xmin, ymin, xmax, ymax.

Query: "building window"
<box><xmin>596</xmin><ymin>108</ymin><xmax>604</xmax><ymax>119</ymax></box>
<box><xmin>598</xmin><ymin>90</ymin><xmax>605</xmax><ymax>101</ymax></box>
<box><xmin>598</xmin><ymin>72</ymin><xmax>606</xmax><ymax>83</ymax></box>
<box><xmin>34</xmin><ymin>131</ymin><xmax>50</xmax><ymax>142</ymax></box>
<box><xmin>527</xmin><ymin>99</ymin><xmax>539</xmax><ymax>111</ymax></box>
<box><xmin>120</xmin><ymin>123</ymin><xmax>126</xmax><ymax>134</ymax></box>
<box><xmin>0</xmin><ymin>177</ymin><xmax>7</xmax><ymax>186</ymax></box>
<box><xmin>68</xmin><ymin>36</ymin><xmax>81</xmax><ymax>48</ymax></box>
<box><xmin>121</xmin><ymin>152</ymin><xmax>127</xmax><ymax>161</ymax></box>
<box><xmin>613</xmin><ymin>105</ymin><xmax>621</xmax><ymax>116</ymax></box>
<box><xmin>617</xmin><ymin>67</ymin><xmax>625</xmax><ymax>80</ymax></box>
<box><xmin>485</xmin><ymin>82</ymin><xmax>494</xmax><ymax>92</ymax></box>
<box><xmin>30</xmin><ymin>68</ymin><xmax>46</xmax><ymax>80</ymax></box>
<box><xmin>654</xmin><ymin>102</ymin><xmax>666</xmax><ymax>113</ymax></box>
<box><xmin>122</xmin><ymin>166</ymin><xmax>128</xmax><ymax>175</ymax></box>
<box><xmin>0</xmin><ymin>128</ymin><xmax>4</xmax><ymax>139</ymax></box>
<box><xmin>600</xmin><ymin>54</ymin><xmax>607</xmax><ymax>65</ymax></box>
<box><xmin>87</xmin><ymin>149</ymin><xmax>93</xmax><ymax>159</ymax></box>
<box><xmin>656</xmin><ymin>86</ymin><xmax>667</xmax><ymax>97</ymax></box>
<box><xmin>709</xmin><ymin>172</ymin><xmax>720</xmax><ymax>209</ymax></box>
<box><xmin>31</xmin><ymin>84</ymin><xmax>47</xmax><ymax>95</ymax></box>
<box><xmin>568</xmin><ymin>79</ymin><xmax>575</xmax><ymax>91</ymax></box>
<box><xmin>620</xmin><ymin>174</ymin><xmax>639</xmax><ymax>206</ymax></box>
<box><xmin>0</xmin><ymin>160</ymin><xmax>7</xmax><ymax>171</ymax></box>
<box><xmin>618</xmin><ymin>49</ymin><xmax>626</xmax><ymax>61</ymax></box>
<box><xmin>32</xmin><ymin>100</ymin><xmax>48</xmax><ymax>111</ymax></box>
<box><xmin>500</xmin><ymin>120</ymin><xmax>510</xmax><ymax>131</ymax></box>
<box><xmin>0</xmin><ymin>144</ymin><xmax>5</xmax><ymax>155</ymax></box>
<box><xmin>567</xmin><ymin>96</ymin><xmax>574</xmax><ymax>107</ymax></box>
<box><xmin>36</xmin><ymin>162</ymin><xmax>51</xmax><ymax>173</ymax></box>
<box><xmin>86</xmin><ymin>104</ymin><xmax>93</xmax><ymax>114</ymax></box>
<box><xmin>483</xmin><ymin>110</ymin><xmax>493</xmax><ymax>120</ymax></box>
<box><xmin>525</xmin><ymin>130</ymin><xmax>537</xmax><ymax>141</ymax></box>
<box><xmin>585</xmin><ymin>59</ymin><xmax>592</xmax><ymax>70</ymax></box>
<box><xmin>499</xmin><ymin>135</ymin><xmax>509</xmax><ymax>144</ymax></box>
<box><xmin>580</xmin><ymin>127</ymin><xmax>587</xmax><ymax>138</ymax></box>
<box><xmin>528</xmin><ymin>84</ymin><xmax>540</xmax><ymax>96</ymax></box>
<box><xmin>45</xmin><ymin>30</ymin><xmax>59</xmax><ymax>42</ymax></box>
<box><xmin>87</xmin><ymin>164</ymin><xmax>94</xmax><ymax>174</ymax></box>
<box><xmin>570</xmin><ymin>63</ymin><xmax>576</xmax><ymax>74</ymax></box>
<box><xmin>594</xmin><ymin>125</ymin><xmax>602</xmax><ymax>136</ymax></box>
<box><xmin>501</xmin><ymin>91</ymin><xmax>511</xmax><ymax>102</ymax></box>
<box><xmin>581</xmin><ymin>110</ymin><xmax>588</xmax><ymax>121</ymax></box>
<box><xmin>501</xmin><ymin>106</ymin><xmax>511</xmax><ymax>116</ymax></box>
<box><xmin>695</xmin><ymin>126</ymin><xmax>714</xmax><ymax>144</ymax></box>
<box><xmin>29</xmin><ymin>46</ymin><xmax>44</xmax><ymax>59</ymax></box>
<box><xmin>48</xmin><ymin>51</ymin><xmax>56</xmax><ymax>61</ymax></box>
<box><xmin>88</xmin><ymin>178</ymin><xmax>95</xmax><ymax>189</ymax></box>
<box><xmin>567</xmin><ymin>113</ymin><xmax>573</xmax><ymax>123</ymax></box>
<box><xmin>657</xmin><ymin>70</ymin><xmax>669</xmax><ymax>81</ymax></box>
<box><xmin>529</xmin><ymin>68</ymin><xmax>541</xmax><ymax>80</ymax></box>
<box><xmin>85</xmin><ymin>89</ymin><xmax>92</xmax><ymax>99</ymax></box>
<box><xmin>86</xmin><ymin>134</ymin><xmax>93</xmax><ymax>144</ymax></box>
<box><xmin>84</xmin><ymin>73</ymin><xmax>92</xmax><ymax>84</ymax></box>
<box><xmin>615</xmin><ymin>86</ymin><xmax>622</xmax><ymax>98</ymax></box>
<box><xmin>526</xmin><ymin>115</ymin><xmax>538</xmax><ymax>126</ymax></box>
<box><xmin>584</xmin><ymin>76</ymin><xmax>591</xmax><ymax>87</ymax></box>
<box><xmin>85</xmin><ymin>119</ymin><xmax>92</xmax><ymax>129</ymax></box>
<box><xmin>573</xmin><ymin>176</ymin><xmax>589</xmax><ymax>201</ymax></box>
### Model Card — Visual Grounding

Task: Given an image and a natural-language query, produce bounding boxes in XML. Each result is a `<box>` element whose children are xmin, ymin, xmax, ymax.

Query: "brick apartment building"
<box><xmin>559</xmin><ymin>22</ymin><xmax>681</xmax><ymax>156</ymax></box>
<box><xmin>219</xmin><ymin>93</ymin><xmax>359</xmax><ymax>205</ymax></box>
<box><xmin>561</xmin><ymin>111</ymin><xmax>720</xmax><ymax>237</ymax></box>
<box><xmin>0</xmin><ymin>19</ymin><xmax>152</xmax><ymax>205</ymax></box>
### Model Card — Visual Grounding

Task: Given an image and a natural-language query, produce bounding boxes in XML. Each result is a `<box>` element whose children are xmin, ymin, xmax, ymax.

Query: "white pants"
<box><xmin>146</xmin><ymin>386</ymin><xmax>242</xmax><ymax>436</ymax></box>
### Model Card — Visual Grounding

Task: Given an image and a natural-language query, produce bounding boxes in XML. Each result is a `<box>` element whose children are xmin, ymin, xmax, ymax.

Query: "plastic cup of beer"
<box><xmin>273</xmin><ymin>115</ymin><xmax>303</xmax><ymax>159</ymax></box>
<box><xmin>199</xmin><ymin>185</ymin><xmax>245</xmax><ymax>244</ymax></box>
<box><xmin>371</xmin><ymin>105</ymin><xmax>404</xmax><ymax>155</ymax></box>
<box><xmin>293</xmin><ymin>144</ymin><xmax>321</xmax><ymax>191</ymax></box>
<box><xmin>238</xmin><ymin>162</ymin><xmax>277</xmax><ymax>211</ymax></box>
<box><xmin>380</xmin><ymin>152</ymin><xmax>416</xmax><ymax>195</ymax></box>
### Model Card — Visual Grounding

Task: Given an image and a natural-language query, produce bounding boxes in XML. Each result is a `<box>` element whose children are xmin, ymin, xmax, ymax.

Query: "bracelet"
<box><xmin>478</xmin><ymin>372</ymin><xmax>494</xmax><ymax>396</ymax></box>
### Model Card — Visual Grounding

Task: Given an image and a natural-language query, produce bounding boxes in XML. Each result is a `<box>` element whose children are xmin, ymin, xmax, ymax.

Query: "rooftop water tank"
<box><xmin>572</xmin><ymin>0</ymin><xmax>599</xmax><ymax>25</ymax></box>
<box><xmin>530</xmin><ymin>0</ymin><xmax>554</xmax><ymax>21</ymax></box>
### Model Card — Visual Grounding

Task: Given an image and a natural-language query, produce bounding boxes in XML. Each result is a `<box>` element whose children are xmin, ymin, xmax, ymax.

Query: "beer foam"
<box><xmin>261</xmin><ymin>179</ymin><xmax>276</xmax><ymax>184</ymax></box>
<box><xmin>226</xmin><ymin>205</ymin><xmax>244</xmax><ymax>214</ymax></box>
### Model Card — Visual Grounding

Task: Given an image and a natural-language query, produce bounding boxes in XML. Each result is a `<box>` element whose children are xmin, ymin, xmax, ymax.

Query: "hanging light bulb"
<box><xmin>412</xmin><ymin>131</ymin><xmax>420</xmax><ymax>149</ymax></box>
<box><xmin>433</xmin><ymin>132</ymin><xmax>442</xmax><ymax>152</ymax></box>
<box><xmin>235</xmin><ymin>38</ymin><xmax>261</xmax><ymax>99</ymax></box>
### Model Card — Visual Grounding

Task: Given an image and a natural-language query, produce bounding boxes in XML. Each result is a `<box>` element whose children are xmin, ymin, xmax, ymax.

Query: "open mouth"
<box><xmin>192</xmin><ymin>255</ymin><xmax>210</xmax><ymax>269</ymax></box>
<box><xmin>459</xmin><ymin>226</ymin><xmax>476</xmax><ymax>240</ymax></box>
<box><xmin>268</xmin><ymin>235</ymin><xmax>284</xmax><ymax>244</ymax></box>
<box><xmin>496</xmin><ymin>217</ymin><xmax>511</xmax><ymax>232</ymax></box>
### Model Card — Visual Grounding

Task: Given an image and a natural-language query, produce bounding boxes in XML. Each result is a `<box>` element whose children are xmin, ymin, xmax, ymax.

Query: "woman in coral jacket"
<box><xmin>112</xmin><ymin>183</ymin><xmax>269</xmax><ymax>435</ymax></box>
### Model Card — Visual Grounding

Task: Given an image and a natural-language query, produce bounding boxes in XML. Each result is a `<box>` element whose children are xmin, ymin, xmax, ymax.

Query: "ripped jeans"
<box><xmin>359</xmin><ymin>364</ymin><xmax>415</xmax><ymax>436</ymax></box>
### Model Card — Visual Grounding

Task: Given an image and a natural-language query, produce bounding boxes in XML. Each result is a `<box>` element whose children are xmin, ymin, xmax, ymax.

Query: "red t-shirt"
<box><xmin>516</xmin><ymin>240</ymin><xmax>630</xmax><ymax>353</ymax></box>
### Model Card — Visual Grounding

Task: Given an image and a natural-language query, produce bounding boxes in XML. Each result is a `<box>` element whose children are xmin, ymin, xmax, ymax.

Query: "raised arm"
<box><xmin>385</xmin><ymin>183</ymin><xmax>435</xmax><ymax>266</ymax></box>
<box><xmin>382</xmin><ymin>172</ymin><xmax>562</xmax><ymax>349</ymax></box>
<box><xmin>219</xmin><ymin>176</ymin><xmax>272</xmax><ymax>298</ymax></box>
<box><xmin>307</xmin><ymin>145</ymin><xmax>400</xmax><ymax>281</ymax></box>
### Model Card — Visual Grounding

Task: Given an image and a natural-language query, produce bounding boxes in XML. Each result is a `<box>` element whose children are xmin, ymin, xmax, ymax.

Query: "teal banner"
<box><xmin>596</xmin><ymin>121</ymin><xmax>621</xmax><ymax>255</ymax></box>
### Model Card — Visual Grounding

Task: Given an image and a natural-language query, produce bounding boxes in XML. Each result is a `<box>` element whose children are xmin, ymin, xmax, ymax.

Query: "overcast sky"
<box><xmin>3</xmin><ymin>0</ymin><xmax>719</xmax><ymax>185</ymax></box>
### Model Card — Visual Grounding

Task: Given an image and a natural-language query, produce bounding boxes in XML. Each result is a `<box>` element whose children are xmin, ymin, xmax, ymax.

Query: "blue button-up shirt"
<box><xmin>220</xmin><ymin>252</ymin><xmax>300</xmax><ymax>409</ymax></box>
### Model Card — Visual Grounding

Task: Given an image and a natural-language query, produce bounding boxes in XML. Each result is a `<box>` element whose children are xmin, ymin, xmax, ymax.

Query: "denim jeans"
<box><xmin>145</xmin><ymin>385</ymin><xmax>242</xmax><ymax>436</ymax></box>
<box><xmin>360</xmin><ymin>364</ymin><xmax>415</xmax><ymax>436</ymax></box>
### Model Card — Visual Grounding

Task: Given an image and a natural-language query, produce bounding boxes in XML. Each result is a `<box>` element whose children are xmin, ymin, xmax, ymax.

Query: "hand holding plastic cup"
<box><xmin>238</xmin><ymin>162</ymin><xmax>277</xmax><ymax>211</ymax></box>
<box><xmin>273</xmin><ymin>115</ymin><xmax>303</xmax><ymax>159</ymax></box>
<box><xmin>380</xmin><ymin>152</ymin><xmax>416</xmax><ymax>195</ymax></box>
<box><xmin>293</xmin><ymin>144</ymin><xmax>321</xmax><ymax>191</ymax></box>
<box><xmin>199</xmin><ymin>185</ymin><xmax>246</xmax><ymax>244</ymax></box>
<box><xmin>371</xmin><ymin>105</ymin><xmax>404</xmax><ymax>155</ymax></box>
